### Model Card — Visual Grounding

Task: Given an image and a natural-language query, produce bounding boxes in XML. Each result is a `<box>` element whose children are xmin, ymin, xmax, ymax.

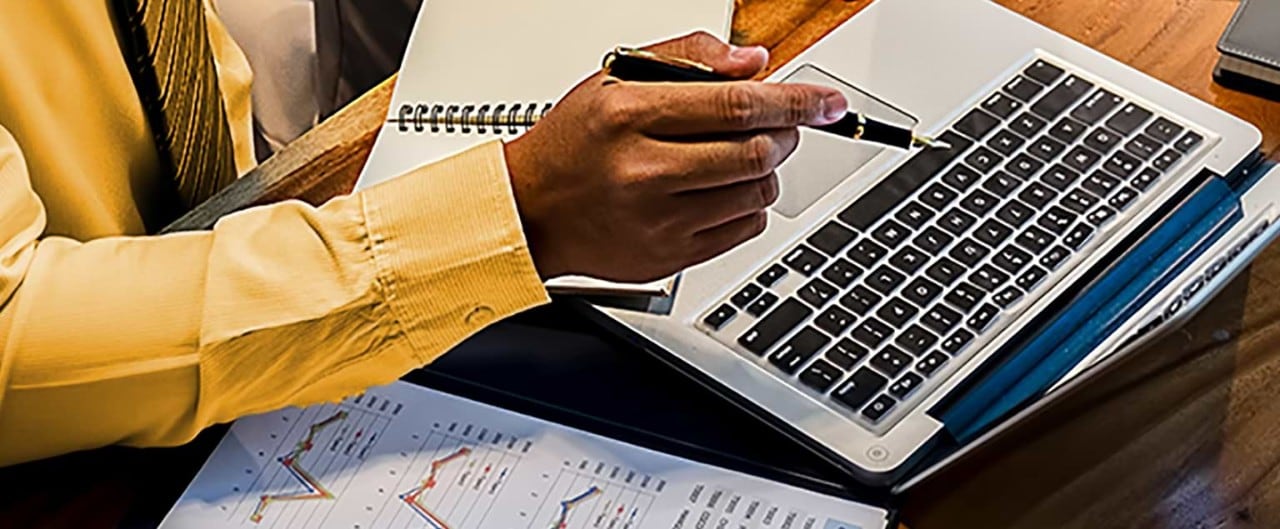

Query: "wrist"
<box><xmin>503</xmin><ymin>139</ymin><xmax>570</xmax><ymax>280</ymax></box>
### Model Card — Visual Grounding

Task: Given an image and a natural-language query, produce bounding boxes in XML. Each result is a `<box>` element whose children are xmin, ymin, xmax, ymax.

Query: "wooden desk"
<box><xmin>6</xmin><ymin>1</ymin><xmax>1279</xmax><ymax>528</ymax></box>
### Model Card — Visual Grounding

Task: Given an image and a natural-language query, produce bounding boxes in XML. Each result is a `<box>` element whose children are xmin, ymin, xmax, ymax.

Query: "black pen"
<box><xmin>602</xmin><ymin>47</ymin><xmax>951</xmax><ymax>150</ymax></box>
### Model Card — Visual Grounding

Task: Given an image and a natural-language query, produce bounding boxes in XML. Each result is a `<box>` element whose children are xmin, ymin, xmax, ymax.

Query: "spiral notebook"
<box><xmin>354</xmin><ymin>0</ymin><xmax>734</xmax><ymax>298</ymax></box>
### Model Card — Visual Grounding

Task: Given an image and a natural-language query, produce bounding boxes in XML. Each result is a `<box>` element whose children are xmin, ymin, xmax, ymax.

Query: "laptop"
<box><xmin>586</xmin><ymin>0</ymin><xmax>1277</xmax><ymax>486</ymax></box>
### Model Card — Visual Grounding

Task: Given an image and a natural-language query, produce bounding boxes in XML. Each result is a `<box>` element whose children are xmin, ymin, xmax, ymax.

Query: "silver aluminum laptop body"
<box><xmin>595</xmin><ymin>0</ymin><xmax>1265</xmax><ymax>485</ymax></box>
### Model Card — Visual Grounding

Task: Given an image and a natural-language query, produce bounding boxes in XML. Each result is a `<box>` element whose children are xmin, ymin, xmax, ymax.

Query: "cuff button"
<box><xmin>465</xmin><ymin>305</ymin><xmax>497</xmax><ymax>326</ymax></box>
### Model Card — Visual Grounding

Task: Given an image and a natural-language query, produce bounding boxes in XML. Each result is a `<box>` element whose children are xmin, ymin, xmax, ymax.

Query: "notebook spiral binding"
<box><xmin>390</xmin><ymin>101</ymin><xmax>555</xmax><ymax>135</ymax></box>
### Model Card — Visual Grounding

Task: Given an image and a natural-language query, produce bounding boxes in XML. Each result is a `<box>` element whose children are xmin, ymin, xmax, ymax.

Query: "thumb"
<box><xmin>643</xmin><ymin>31</ymin><xmax>768</xmax><ymax>80</ymax></box>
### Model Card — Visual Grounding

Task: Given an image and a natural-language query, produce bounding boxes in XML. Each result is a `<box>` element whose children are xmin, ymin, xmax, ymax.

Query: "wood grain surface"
<box><xmin>9</xmin><ymin>1</ymin><xmax>1280</xmax><ymax>528</ymax></box>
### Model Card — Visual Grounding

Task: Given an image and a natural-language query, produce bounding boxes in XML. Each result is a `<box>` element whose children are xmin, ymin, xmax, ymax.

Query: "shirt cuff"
<box><xmin>360</xmin><ymin>141</ymin><xmax>550</xmax><ymax>362</ymax></box>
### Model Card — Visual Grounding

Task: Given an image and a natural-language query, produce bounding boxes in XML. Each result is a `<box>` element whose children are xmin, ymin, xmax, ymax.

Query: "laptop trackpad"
<box><xmin>773</xmin><ymin>64</ymin><xmax>918</xmax><ymax>218</ymax></box>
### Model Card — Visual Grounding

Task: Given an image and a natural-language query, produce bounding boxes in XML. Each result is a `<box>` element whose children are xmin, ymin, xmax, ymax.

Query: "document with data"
<box><xmin>160</xmin><ymin>381</ymin><xmax>889</xmax><ymax>529</ymax></box>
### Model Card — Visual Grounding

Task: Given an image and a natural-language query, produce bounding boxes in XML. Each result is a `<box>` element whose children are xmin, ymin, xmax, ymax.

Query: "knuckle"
<box><xmin>720</xmin><ymin>84</ymin><xmax>761</xmax><ymax>129</ymax></box>
<box><xmin>600</xmin><ymin>92</ymin><xmax>643</xmax><ymax>129</ymax></box>
<box><xmin>743</xmin><ymin>134</ymin><xmax>776</xmax><ymax>175</ymax></box>
<box><xmin>787</xmin><ymin>86</ymin><xmax>822</xmax><ymax>124</ymax></box>
<box><xmin>757</xmin><ymin>174</ymin><xmax>781</xmax><ymax>207</ymax></box>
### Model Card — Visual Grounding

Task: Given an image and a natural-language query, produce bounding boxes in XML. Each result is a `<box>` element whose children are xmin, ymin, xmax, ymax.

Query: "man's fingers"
<box><xmin>686</xmin><ymin>210</ymin><xmax>770</xmax><ymax>266</ymax></box>
<box><xmin>633</xmin><ymin>81</ymin><xmax>847</xmax><ymax>135</ymax></box>
<box><xmin>654</xmin><ymin>129</ymin><xmax>799</xmax><ymax>192</ymax></box>
<box><xmin>641</xmin><ymin>30</ymin><xmax>767</xmax><ymax>80</ymax></box>
<box><xmin>672</xmin><ymin>173</ymin><xmax>780</xmax><ymax>232</ymax></box>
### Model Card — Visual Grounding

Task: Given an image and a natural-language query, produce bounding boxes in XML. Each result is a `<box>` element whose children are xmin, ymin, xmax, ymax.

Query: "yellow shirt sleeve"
<box><xmin>0</xmin><ymin>126</ymin><xmax>550</xmax><ymax>466</ymax></box>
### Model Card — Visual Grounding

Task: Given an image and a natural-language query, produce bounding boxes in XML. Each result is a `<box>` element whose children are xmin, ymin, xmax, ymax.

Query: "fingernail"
<box><xmin>729</xmin><ymin>45</ymin><xmax>767</xmax><ymax>63</ymax></box>
<box><xmin>821</xmin><ymin>93</ymin><xmax>848</xmax><ymax>123</ymax></box>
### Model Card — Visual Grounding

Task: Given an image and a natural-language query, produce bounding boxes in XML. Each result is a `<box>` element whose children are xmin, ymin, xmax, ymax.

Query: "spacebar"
<box><xmin>836</xmin><ymin>130</ymin><xmax>972</xmax><ymax>230</ymax></box>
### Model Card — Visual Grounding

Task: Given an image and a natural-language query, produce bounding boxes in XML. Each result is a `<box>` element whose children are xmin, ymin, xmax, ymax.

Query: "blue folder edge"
<box><xmin>939</xmin><ymin>176</ymin><xmax>1243</xmax><ymax>443</ymax></box>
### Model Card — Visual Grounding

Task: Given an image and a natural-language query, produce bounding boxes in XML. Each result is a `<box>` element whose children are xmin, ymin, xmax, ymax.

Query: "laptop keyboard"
<box><xmin>698</xmin><ymin>57</ymin><xmax>1207</xmax><ymax>432</ymax></box>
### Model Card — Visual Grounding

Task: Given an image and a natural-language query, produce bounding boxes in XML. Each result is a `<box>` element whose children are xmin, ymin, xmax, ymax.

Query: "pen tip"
<box><xmin>911</xmin><ymin>135</ymin><xmax>951</xmax><ymax>150</ymax></box>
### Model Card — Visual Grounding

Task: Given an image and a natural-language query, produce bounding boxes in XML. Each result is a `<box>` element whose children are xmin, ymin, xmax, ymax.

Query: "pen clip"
<box><xmin>602</xmin><ymin>47</ymin><xmax>717</xmax><ymax>74</ymax></box>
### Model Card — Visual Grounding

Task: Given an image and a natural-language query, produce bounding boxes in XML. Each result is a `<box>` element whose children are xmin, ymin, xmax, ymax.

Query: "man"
<box><xmin>0</xmin><ymin>1</ymin><xmax>846</xmax><ymax>466</ymax></box>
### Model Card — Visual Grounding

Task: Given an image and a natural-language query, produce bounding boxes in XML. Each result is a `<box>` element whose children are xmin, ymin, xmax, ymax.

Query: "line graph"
<box><xmin>249</xmin><ymin>411</ymin><xmax>348</xmax><ymax>522</ymax></box>
<box><xmin>398</xmin><ymin>447</ymin><xmax>472</xmax><ymax>529</ymax></box>
<box><xmin>553</xmin><ymin>486</ymin><xmax>601</xmax><ymax>529</ymax></box>
<box><xmin>530</xmin><ymin>462</ymin><xmax>659</xmax><ymax>529</ymax></box>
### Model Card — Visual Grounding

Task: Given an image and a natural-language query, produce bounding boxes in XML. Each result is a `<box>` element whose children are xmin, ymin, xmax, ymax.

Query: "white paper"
<box><xmin>159</xmin><ymin>381</ymin><xmax>888</xmax><ymax>529</ymax></box>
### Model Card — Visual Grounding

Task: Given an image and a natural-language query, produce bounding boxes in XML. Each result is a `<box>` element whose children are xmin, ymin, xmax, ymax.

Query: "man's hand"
<box><xmin>504</xmin><ymin>31</ymin><xmax>847</xmax><ymax>282</ymax></box>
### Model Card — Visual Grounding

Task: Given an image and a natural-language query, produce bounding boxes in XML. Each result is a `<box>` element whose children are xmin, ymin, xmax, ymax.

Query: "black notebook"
<box><xmin>1215</xmin><ymin>0</ymin><xmax>1280</xmax><ymax>97</ymax></box>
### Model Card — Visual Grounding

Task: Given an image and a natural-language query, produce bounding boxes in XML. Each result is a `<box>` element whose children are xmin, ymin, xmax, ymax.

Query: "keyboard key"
<box><xmin>1152</xmin><ymin>149</ymin><xmax>1182</xmax><ymax>171</ymax></box>
<box><xmin>1174</xmin><ymin>131</ymin><xmax>1203</xmax><ymax>153</ymax></box>
<box><xmin>833</xmin><ymin>368</ymin><xmax>888</xmax><ymax>411</ymax></box>
<box><xmin>997</xmin><ymin>200</ymin><xmax>1036</xmax><ymax>228</ymax></box>
<box><xmin>916</xmin><ymin>352</ymin><xmax>949</xmax><ymax>377</ymax></box>
<box><xmin>1015</xmin><ymin>265</ymin><xmax>1049</xmax><ymax>291</ymax></box>
<box><xmin>1061</xmin><ymin>189</ymin><xmax>1101</xmax><ymax>214</ymax></box>
<box><xmin>1109</xmin><ymin>187</ymin><xmax>1140</xmax><ymax>210</ymax></box>
<box><xmin>867</xmin><ymin>266</ymin><xmax>908</xmax><ymax>296</ymax></box>
<box><xmin>1130</xmin><ymin>167</ymin><xmax>1161</xmax><ymax>191</ymax></box>
<box><xmin>1040</xmin><ymin>245</ymin><xmax>1071</xmax><ymax>270</ymax></box>
<box><xmin>747</xmin><ymin>292</ymin><xmax>780</xmax><ymax>317</ymax></box>
<box><xmin>757</xmin><ymin>263</ymin><xmax>788</xmax><ymax>287</ymax></box>
<box><xmin>983</xmin><ymin>171</ymin><xmax>1023</xmax><ymax>195</ymax></box>
<box><xmin>876</xmin><ymin>297</ymin><xmax>919</xmax><ymax>327</ymax></box>
<box><xmin>1031</xmin><ymin>75</ymin><xmax>1093</xmax><ymax>119</ymax></box>
<box><xmin>704</xmin><ymin>304</ymin><xmax>737</xmax><ymax>330</ymax></box>
<box><xmin>1048</xmin><ymin>117</ymin><xmax>1088</xmax><ymax>143</ymax></box>
<box><xmin>1018</xmin><ymin>181</ymin><xmax>1057</xmax><ymax>208</ymax></box>
<box><xmin>982</xmin><ymin>92</ymin><xmax>1023</xmax><ymax>119</ymax></box>
<box><xmin>1038</xmin><ymin>205</ymin><xmax>1077</xmax><ymax>234</ymax></box>
<box><xmin>961</xmin><ymin>189</ymin><xmax>1000</xmax><ymax>216</ymax></box>
<box><xmin>920</xmin><ymin>183</ymin><xmax>961</xmax><ymax>210</ymax></box>
<box><xmin>825</xmin><ymin>338</ymin><xmax>869</xmax><ymax>370</ymax></box>
<box><xmin>851</xmin><ymin>318</ymin><xmax>894</xmax><ymax>348</ymax></box>
<box><xmin>967</xmin><ymin>303</ymin><xmax>1001</xmax><ymax>332</ymax></box>
<box><xmin>836</xmin><ymin>131</ymin><xmax>973</xmax><ymax>230</ymax></box>
<box><xmin>1063</xmin><ymin>145</ymin><xmax>1103</xmax><ymax>172</ymax></box>
<box><xmin>1124</xmin><ymin>134</ymin><xmax>1161</xmax><ymax>160</ymax></box>
<box><xmin>731</xmin><ymin>284</ymin><xmax>764</xmax><ymax>309</ymax></box>
<box><xmin>988</xmin><ymin>129</ymin><xmax>1026</xmax><ymax>156</ymax></box>
<box><xmin>848</xmin><ymin>239</ymin><xmax>889</xmax><ymax>267</ymax></box>
<box><xmin>1015</xmin><ymin>226</ymin><xmax>1054</xmax><ymax>254</ymax></box>
<box><xmin>974</xmin><ymin>219</ymin><xmax>1014</xmax><ymax>248</ymax></box>
<box><xmin>1003</xmin><ymin>75</ymin><xmax>1046</xmax><ymax>102</ymax></box>
<box><xmin>950</xmin><ymin>238</ymin><xmax>991</xmax><ymax>267</ymax></box>
<box><xmin>889</xmin><ymin>246</ymin><xmax>930</xmax><ymax>274</ymax></box>
<box><xmin>839</xmin><ymin>285</ymin><xmax>882</xmax><ymax>315</ymax></box>
<box><xmin>903</xmin><ymin>277</ymin><xmax>944</xmax><ymax>307</ymax></box>
<box><xmin>815</xmin><ymin>305</ymin><xmax>857</xmax><ymax>336</ymax></box>
<box><xmin>953</xmin><ymin>108</ymin><xmax>1002</xmax><ymax>140</ymax></box>
<box><xmin>738</xmin><ymin>299</ymin><xmax>812</xmax><ymax>355</ymax></box>
<box><xmin>939</xmin><ymin>208</ymin><xmax>978</xmax><ymax>235</ymax></box>
<box><xmin>871</xmin><ymin>219</ymin><xmax>911</xmax><ymax>248</ymax></box>
<box><xmin>1102</xmin><ymin>151</ymin><xmax>1142</xmax><ymax>178</ymax></box>
<box><xmin>914</xmin><ymin>227</ymin><xmax>954</xmax><ymax>254</ymax></box>
<box><xmin>783</xmin><ymin>245</ymin><xmax>827</xmax><ymax>275</ymax></box>
<box><xmin>862</xmin><ymin>395</ymin><xmax>897</xmax><ymax>422</ymax></box>
<box><xmin>895</xmin><ymin>201</ymin><xmax>936</xmax><ymax>229</ymax></box>
<box><xmin>970</xmin><ymin>264</ymin><xmax>1010</xmax><ymax>291</ymax></box>
<box><xmin>798</xmin><ymin>278</ymin><xmax>839</xmax><ymax>308</ymax></box>
<box><xmin>1144</xmin><ymin>117</ymin><xmax>1184</xmax><ymax>143</ymax></box>
<box><xmin>1071</xmin><ymin>88</ymin><xmax>1124</xmax><ymax>123</ymax></box>
<box><xmin>1028</xmin><ymin>136</ymin><xmax>1067</xmax><ymax>162</ymax></box>
<box><xmin>822</xmin><ymin>259</ymin><xmax>863</xmax><ymax>288</ymax></box>
<box><xmin>1005</xmin><ymin>153</ymin><xmax>1045</xmax><ymax>179</ymax></box>
<box><xmin>896</xmin><ymin>324</ymin><xmax>939</xmax><ymax>356</ymax></box>
<box><xmin>1040</xmin><ymin>164</ymin><xmax>1082</xmax><ymax>191</ymax></box>
<box><xmin>870</xmin><ymin>347</ymin><xmax>912</xmax><ymax>377</ymax></box>
<box><xmin>808</xmin><ymin>222</ymin><xmax>857</xmax><ymax>256</ymax></box>
<box><xmin>992</xmin><ymin>285</ymin><xmax>1024</xmax><ymax>308</ymax></box>
<box><xmin>1083</xmin><ymin>127</ymin><xmax>1121</xmax><ymax>153</ymax></box>
<box><xmin>965</xmin><ymin>146</ymin><xmax>1004</xmax><ymax>174</ymax></box>
<box><xmin>945</xmin><ymin>283</ymin><xmax>986</xmax><ymax>312</ymax></box>
<box><xmin>1105</xmin><ymin>103</ymin><xmax>1153</xmax><ymax>135</ymax></box>
<box><xmin>940</xmin><ymin>329</ymin><xmax>974</xmax><ymax>355</ymax></box>
<box><xmin>1024</xmin><ymin>59</ymin><xmax>1065</xmax><ymax>85</ymax></box>
<box><xmin>1063</xmin><ymin>223</ymin><xmax>1095</xmax><ymax>250</ymax></box>
<box><xmin>1082</xmin><ymin>171</ymin><xmax>1121</xmax><ymax>197</ymax></box>
<box><xmin>926</xmin><ymin>257</ymin><xmax>965</xmax><ymax>286</ymax></box>
<box><xmin>923</xmin><ymin>304</ymin><xmax>963</xmax><ymax>334</ymax></box>
<box><xmin>1010</xmin><ymin>112</ymin><xmax>1048</xmax><ymax>138</ymax></box>
<box><xmin>1086</xmin><ymin>205</ymin><xmax>1117</xmax><ymax>226</ymax></box>
<box><xmin>800</xmin><ymin>359</ymin><xmax>844</xmax><ymax>393</ymax></box>
<box><xmin>888</xmin><ymin>373</ymin><xmax>925</xmax><ymax>399</ymax></box>
<box><xmin>943</xmin><ymin>164</ymin><xmax>983</xmax><ymax>191</ymax></box>
<box><xmin>769</xmin><ymin>326</ymin><xmax>831</xmax><ymax>374</ymax></box>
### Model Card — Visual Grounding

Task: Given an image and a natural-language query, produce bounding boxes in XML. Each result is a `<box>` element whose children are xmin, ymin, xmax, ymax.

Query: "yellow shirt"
<box><xmin>0</xmin><ymin>1</ymin><xmax>549</xmax><ymax>466</ymax></box>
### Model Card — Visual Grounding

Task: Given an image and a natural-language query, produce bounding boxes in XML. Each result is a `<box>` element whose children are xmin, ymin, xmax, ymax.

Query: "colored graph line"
<box><xmin>249</xmin><ymin>410</ymin><xmax>349</xmax><ymax>523</ymax></box>
<box><xmin>399</xmin><ymin>447</ymin><xmax>473</xmax><ymax>529</ymax></box>
<box><xmin>553</xmin><ymin>486</ymin><xmax>602</xmax><ymax>529</ymax></box>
